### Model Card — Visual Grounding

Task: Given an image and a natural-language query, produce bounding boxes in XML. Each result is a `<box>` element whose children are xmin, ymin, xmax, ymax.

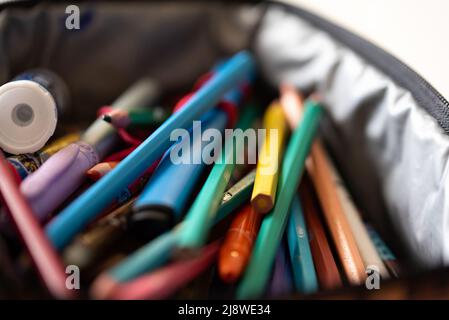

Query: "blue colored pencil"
<box><xmin>130</xmin><ymin>82</ymin><xmax>247</xmax><ymax>239</ymax></box>
<box><xmin>131</xmin><ymin>110</ymin><xmax>226</xmax><ymax>233</ymax></box>
<box><xmin>93</xmin><ymin>169</ymin><xmax>255</xmax><ymax>286</ymax></box>
<box><xmin>286</xmin><ymin>195</ymin><xmax>319</xmax><ymax>294</ymax></box>
<box><xmin>46</xmin><ymin>51</ymin><xmax>255</xmax><ymax>250</ymax></box>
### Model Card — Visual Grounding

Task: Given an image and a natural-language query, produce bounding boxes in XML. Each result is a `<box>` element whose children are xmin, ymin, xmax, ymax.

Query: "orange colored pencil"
<box><xmin>86</xmin><ymin>161</ymin><xmax>119</xmax><ymax>181</ymax></box>
<box><xmin>307</xmin><ymin>142</ymin><xmax>366</xmax><ymax>285</ymax></box>
<box><xmin>218</xmin><ymin>204</ymin><xmax>262</xmax><ymax>283</ymax></box>
<box><xmin>300</xmin><ymin>177</ymin><xmax>342</xmax><ymax>290</ymax></box>
<box><xmin>279</xmin><ymin>84</ymin><xmax>366</xmax><ymax>285</ymax></box>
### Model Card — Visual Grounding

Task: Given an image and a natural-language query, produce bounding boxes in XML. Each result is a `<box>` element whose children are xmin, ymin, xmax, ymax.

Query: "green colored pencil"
<box><xmin>177</xmin><ymin>106</ymin><xmax>260</xmax><ymax>250</ymax></box>
<box><xmin>236</xmin><ymin>99</ymin><xmax>322</xmax><ymax>299</ymax></box>
<box><xmin>102</xmin><ymin>161</ymin><xmax>257</xmax><ymax>283</ymax></box>
<box><xmin>102</xmin><ymin>107</ymin><xmax>170</xmax><ymax>128</ymax></box>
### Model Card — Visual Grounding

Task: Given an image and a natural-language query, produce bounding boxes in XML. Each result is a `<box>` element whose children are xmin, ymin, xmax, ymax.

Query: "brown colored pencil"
<box><xmin>307</xmin><ymin>142</ymin><xmax>366</xmax><ymax>285</ymax></box>
<box><xmin>300</xmin><ymin>178</ymin><xmax>342</xmax><ymax>290</ymax></box>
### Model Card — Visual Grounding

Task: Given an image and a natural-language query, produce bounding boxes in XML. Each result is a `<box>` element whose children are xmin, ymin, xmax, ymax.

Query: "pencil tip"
<box><xmin>251</xmin><ymin>194</ymin><xmax>274</xmax><ymax>214</ymax></box>
<box><xmin>102</xmin><ymin>114</ymin><xmax>112</xmax><ymax>123</ymax></box>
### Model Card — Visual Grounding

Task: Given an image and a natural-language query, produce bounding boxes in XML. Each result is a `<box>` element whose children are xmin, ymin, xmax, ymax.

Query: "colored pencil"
<box><xmin>267</xmin><ymin>239</ymin><xmax>294</xmax><ymax>298</ymax></box>
<box><xmin>286</xmin><ymin>195</ymin><xmax>319</xmax><ymax>294</ymax></box>
<box><xmin>307</xmin><ymin>142</ymin><xmax>366</xmax><ymax>285</ymax></box>
<box><xmin>86</xmin><ymin>161</ymin><xmax>119</xmax><ymax>181</ymax></box>
<box><xmin>218</xmin><ymin>204</ymin><xmax>262</xmax><ymax>283</ymax></box>
<box><xmin>279</xmin><ymin>85</ymin><xmax>366</xmax><ymax>285</ymax></box>
<box><xmin>251</xmin><ymin>101</ymin><xmax>288</xmax><ymax>214</ymax></box>
<box><xmin>299</xmin><ymin>177</ymin><xmax>342</xmax><ymax>290</ymax></box>
<box><xmin>95</xmin><ymin>242</ymin><xmax>220</xmax><ymax>300</ymax></box>
<box><xmin>366</xmin><ymin>224</ymin><xmax>401</xmax><ymax>278</ymax></box>
<box><xmin>279</xmin><ymin>83</ymin><xmax>304</xmax><ymax>130</ymax></box>
<box><xmin>63</xmin><ymin>200</ymin><xmax>135</xmax><ymax>271</ymax></box>
<box><xmin>130</xmin><ymin>99</ymin><xmax>243</xmax><ymax>240</ymax></box>
<box><xmin>46</xmin><ymin>51</ymin><xmax>255</xmax><ymax>250</ymax></box>
<box><xmin>177</xmin><ymin>105</ymin><xmax>258</xmax><ymax>251</ymax></box>
<box><xmin>102</xmin><ymin>107</ymin><xmax>170</xmax><ymax>128</ymax></box>
<box><xmin>216</xmin><ymin>169</ymin><xmax>256</xmax><ymax>222</ymax></box>
<box><xmin>0</xmin><ymin>151</ymin><xmax>73</xmax><ymax>299</ymax></box>
<box><xmin>91</xmin><ymin>169</ymin><xmax>255</xmax><ymax>290</ymax></box>
<box><xmin>327</xmin><ymin>160</ymin><xmax>389</xmax><ymax>278</ymax></box>
<box><xmin>236</xmin><ymin>99</ymin><xmax>322</xmax><ymax>299</ymax></box>
<box><xmin>21</xmin><ymin>79</ymin><xmax>159</xmax><ymax>221</ymax></box>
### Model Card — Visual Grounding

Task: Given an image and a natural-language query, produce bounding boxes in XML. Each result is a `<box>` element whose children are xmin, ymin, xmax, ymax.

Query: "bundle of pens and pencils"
<box><xmin>0</xmin><ymin>51</ymin><xmax>405</xmax><ymax>300</ymax></box>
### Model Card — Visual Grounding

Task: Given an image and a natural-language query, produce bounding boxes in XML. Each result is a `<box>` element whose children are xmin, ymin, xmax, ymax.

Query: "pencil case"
<box><xmin>1</xmin><ymin>0</ymin><xmax>448</xmax><ymax>299</ymax></box>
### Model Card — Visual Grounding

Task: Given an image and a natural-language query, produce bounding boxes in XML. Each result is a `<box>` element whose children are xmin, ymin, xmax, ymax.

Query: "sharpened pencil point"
<box><xmin>102</xmin><ymin>114</ymin><xmax>112</xmax><ymax>123</ymax></box>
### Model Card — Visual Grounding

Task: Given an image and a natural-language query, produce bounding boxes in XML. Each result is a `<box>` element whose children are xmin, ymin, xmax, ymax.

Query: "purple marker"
<box><xmin>20</xmin><ymin>79</ymin><xmax>160</xmax><ymax>222</ymax></box>
<box><xmin>21</xmin><ymin>142</ymin><xmax>98</xmax><ymax>221</ymax></box>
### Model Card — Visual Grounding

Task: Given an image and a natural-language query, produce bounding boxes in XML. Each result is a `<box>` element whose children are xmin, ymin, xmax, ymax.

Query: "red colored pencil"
<box><xmin>0</xmin><ymin>151</ymin><xmax>74</xmax><ymax>299</ymax></box>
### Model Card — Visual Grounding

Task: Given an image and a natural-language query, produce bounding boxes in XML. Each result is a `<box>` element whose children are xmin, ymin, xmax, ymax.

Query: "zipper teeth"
<box><xmin>400</xmin><ymin>61</ymin><xmax>449</xmax><ymax>107</ymax></box>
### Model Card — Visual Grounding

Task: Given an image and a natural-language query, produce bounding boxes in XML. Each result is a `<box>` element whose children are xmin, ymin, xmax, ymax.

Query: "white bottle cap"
<box><xmin>0</xmin><ymin>80</ymin><xmax>57</xmax><ymax>155</ymax></box>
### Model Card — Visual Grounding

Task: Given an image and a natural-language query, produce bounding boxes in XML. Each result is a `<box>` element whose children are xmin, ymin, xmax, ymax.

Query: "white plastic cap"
<box><xmin>0</xmin><ymin>80</ymin><xmax>57</xmax><ymax>155</ymax></box>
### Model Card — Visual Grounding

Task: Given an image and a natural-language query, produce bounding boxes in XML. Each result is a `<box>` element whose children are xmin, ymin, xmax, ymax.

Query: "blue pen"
<box><xmin>96</xmin><ymin>170</ymin><xmax>254</xmax><ymax>285</ymax></box>
<box><xmin>130</xmin><ymin>84</ymin><xmax>246</xmax><ymax>240</ymax></box>
<box><xmin>46</xmin><ymin>51</ymin><xmax>255</xmax><ymax>249</ymax></box>
<box><xmin>130</xmin><ymin>112</ymin><xmax>227</xmax><ymax>240</ymax></box>
<box><xmin>286</xmin><ymin>196</ymin><xmax>319</xmax><ymax>294</ymax></box>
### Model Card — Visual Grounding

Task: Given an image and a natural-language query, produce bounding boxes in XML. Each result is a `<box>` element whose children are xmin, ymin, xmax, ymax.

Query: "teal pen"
<box><xmin>286</xmin><ymin>195</ymin><xmax>319</xmax><ymax>294</ymax></box>
<box><xmin>237</xmin><ymin>100</ymin><xmax>322</xmax><ymax>299</ymax></box>
<box><xmin>95</xmin><ymin>168</ymin><xmax>255</xmax><ymax>284</ymax></box>
<box><xmin>177</xmin><ymin>106</ymin><xmax>259</xmax><ymax>251</ymax></box>
<box><xmin>45</xmin><ymin>51</ymin><xmax>255</xmax><ymax>250</ymax></box>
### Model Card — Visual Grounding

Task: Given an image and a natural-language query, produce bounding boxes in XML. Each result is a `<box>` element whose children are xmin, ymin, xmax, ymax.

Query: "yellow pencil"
<box><xmin>251</xmin><ymin>101</ymin><xmax>288</xmax><ymax>214</ymax></box>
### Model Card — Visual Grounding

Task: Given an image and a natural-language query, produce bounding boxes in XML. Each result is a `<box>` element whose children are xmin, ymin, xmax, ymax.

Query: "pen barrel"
<box><xmin>82</xmin><ymin>78</ymin><xmax>160</xmax><ymax>159</ymax></box>
<box><xmin>21</xmin><ymin>142</ymin><xmax>99</xmax><ymax>222</ymax></box>
<box><xmin>131</xmin><ymin>109</ymin><xmax>228</xmax><ymax>240</ymax></box>
<box><xmin>47</xmin><ymin>51</ymin><xmax>255</xmax><ymax>250</ymax></box>
<box><xmin>219</xmin><ymin>205</ymin><xmax>261</xmax><ymax>283</ymax></box>
<box><xmin>100</xmin><ymin>169</ymin><xmax>255</xmax><ymax>285</ymax></box>
<box><xmin>178</xmin><ymin>104</ymin><xmax>259</xmax><ymax>250</ymax></box>
<box><xmin>237</xmin><ymin>100</ymin><xmax>322</xmax><ymax>299</ymax></box>
<box><xmin>129</xmin><ymin>107</ymin><xmax>169</xmax><ymax>126</ymax></box>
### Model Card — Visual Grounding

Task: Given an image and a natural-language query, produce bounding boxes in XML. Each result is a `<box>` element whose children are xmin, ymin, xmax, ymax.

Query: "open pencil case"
<box><xmin>1</xmin><ymin>0</ymin><xmax>449</xmax><ymax>299</ymax></box>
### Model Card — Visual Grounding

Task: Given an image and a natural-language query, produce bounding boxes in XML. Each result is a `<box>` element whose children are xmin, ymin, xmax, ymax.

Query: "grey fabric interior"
<box><xmin>0</xmin><ymin>2</ymin><xmax>447</xmax><ymax>269</ymax></box>
<box><xmin>255</xmin><ymin>6</ymin><xmax>449</xmax><ymax>268</ymax></box>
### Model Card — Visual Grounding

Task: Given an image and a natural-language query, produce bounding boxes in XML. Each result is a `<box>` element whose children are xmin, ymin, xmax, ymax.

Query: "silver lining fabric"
<box><xmin>255</xmin><ymin>7</ymin><xmax>449</xmax><ymax>268</ymax></box>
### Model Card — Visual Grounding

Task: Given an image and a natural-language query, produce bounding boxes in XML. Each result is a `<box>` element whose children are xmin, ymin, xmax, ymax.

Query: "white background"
<box><xmin>283</xmin><ymin>0</ymin><xmax>449</xmax><ymax>99</ymax></box>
